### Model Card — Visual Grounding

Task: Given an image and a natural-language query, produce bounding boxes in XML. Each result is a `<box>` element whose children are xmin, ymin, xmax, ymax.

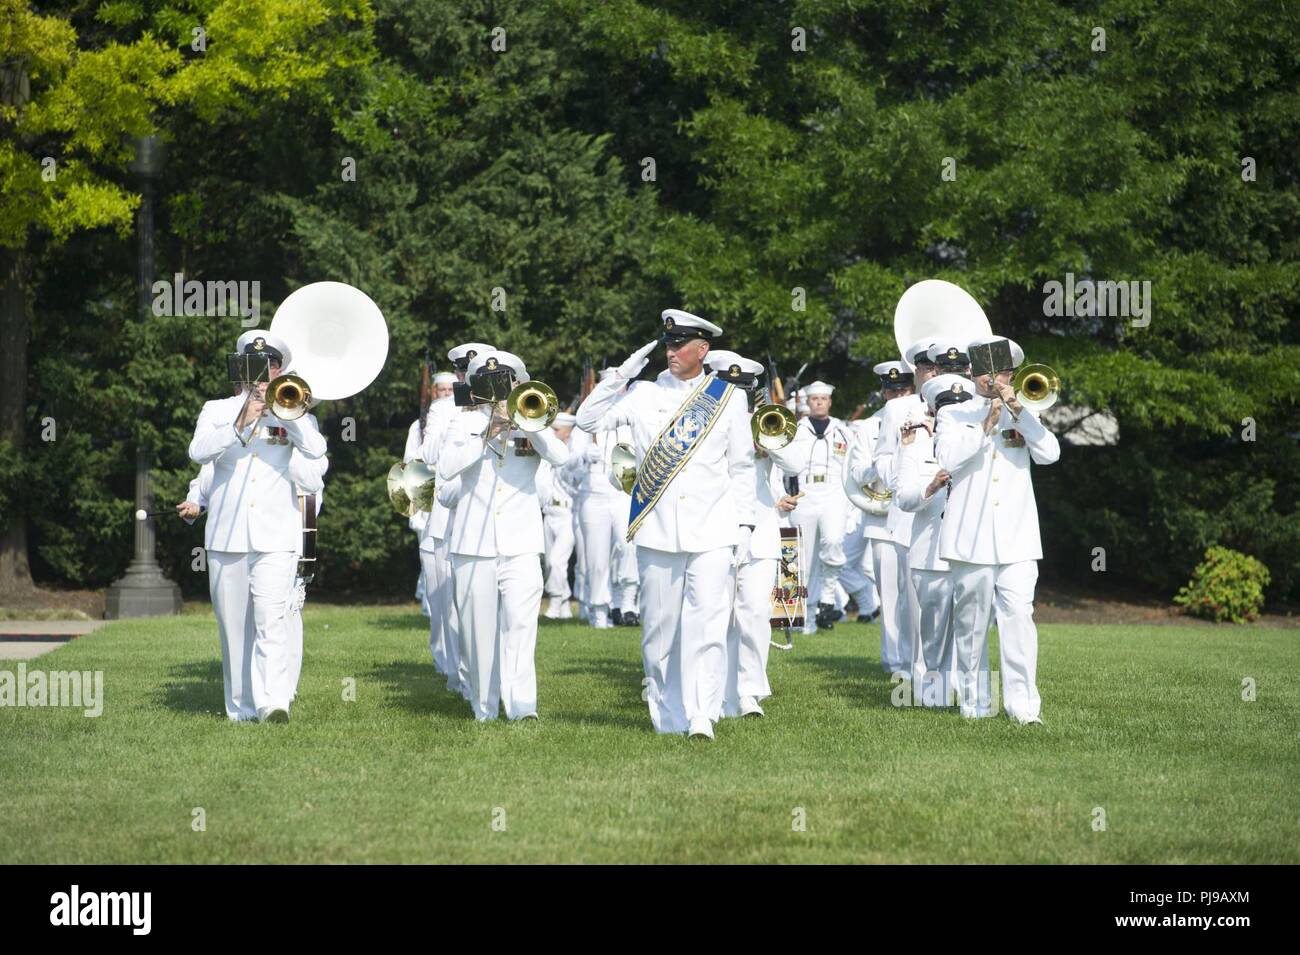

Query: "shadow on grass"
<box><xmin>160</xmin><ymin>660</ymin><xmax>226</xmax><ymax>717</ymax></box>
<box><xmin>367</xmin><ymin>659</ymin><xmax>474</xmax><ymax>718</ymax></box>
<box><xmin>789</xmin><ymin>653</ymin><xmax>899</xmax><ymax>710</ymax></box>
<box><xmin>361</xmin><ymin>614</ymin><xmax>431</xmax><ymax>632</ymax></box>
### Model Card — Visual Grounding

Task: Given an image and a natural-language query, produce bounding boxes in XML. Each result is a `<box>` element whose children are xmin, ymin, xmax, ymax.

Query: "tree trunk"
<box><xmin>0</xmin><ymin>244</ymin><xmax>32</xmax><ymax>593</ymax></box>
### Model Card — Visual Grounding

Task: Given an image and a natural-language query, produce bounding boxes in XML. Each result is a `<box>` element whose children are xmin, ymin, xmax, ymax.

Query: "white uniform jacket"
<box><xmin>793</xmin><ymin>415</ymin><xmax>853</xmax><ymax>490</ymax></box>
<box><xmin>870</xmin><ymin>394</ymin><xmax>932</xmax><ymax>545</ymax></box>
<box><xmin>188</xmin><ymin>393</ymin><xmax>327</xmax><ymax>553</ymax></box>
<box><xmin>847</xmin><ymin>409</ymin><xmax>893</xmax><ymax>542</ymax></box>
<box><xmin>575</xmin><ymin>369</ymin><xmax>756</xmax><ymax>553</ymax></box>
<box><xmin>933</xmin><ymin>398</ymin><xmax>1060</xmax><ymax>565</ymax></box>
<box><xmin>894</xmin><ymin>429</ymin><xmax>948</xmax><ymax>572</ymax></box>
<box><xmin>752</xmin><ymin>435</ymin><xmax>811</xmax><ymax>559</ymax></box>
<box><xmin>437</xmin><ymin>409</ymin><xmax>569</xmax><ymax>558</ymax></box>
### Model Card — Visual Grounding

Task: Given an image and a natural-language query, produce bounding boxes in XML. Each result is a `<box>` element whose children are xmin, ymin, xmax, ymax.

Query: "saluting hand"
<box><xmin>618</xmin><ymin>339</ymin><xmax>660</xmax><ymax>380</ymax></box>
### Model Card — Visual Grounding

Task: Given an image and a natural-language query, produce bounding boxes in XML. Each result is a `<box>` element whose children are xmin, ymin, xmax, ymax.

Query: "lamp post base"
<box><xmin>105</xmin><ymin>560</ymin><xmax>182</xmax><ymax>618</ymax></box>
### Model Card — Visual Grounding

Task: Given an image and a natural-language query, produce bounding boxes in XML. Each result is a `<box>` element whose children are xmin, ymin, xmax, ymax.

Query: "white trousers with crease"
<box><xmin>637</xmin><ymin>546</ymin><xmax>733</xmax><ymax>733</ymax></box>
<box><xmin>451</xmin><ymin>552</ymin><xmax>543</xmax><ymax>721</ymax></box>
<box><xmin>724</xmin><ymin>557</ymin><xmax>777</xmax><ymax>716</ymax></box>
<box><xmin>872</xmin><ymin>538</ymin><xmax>921</xmax><ymax>679</ymax></box>
<box><xmin>949</xmin><ymin>559</ymin><xmax>1040</xmax><ymax>720</ymax></box>
<box><xmin>208</xmin><ymin>550</ymin><xmax>298</xmax><ymax>720</ymax></box>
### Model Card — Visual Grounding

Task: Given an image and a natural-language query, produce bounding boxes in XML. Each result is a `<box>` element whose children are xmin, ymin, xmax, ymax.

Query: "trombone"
<box><xmin>481</xmin><ymin>381</ymin><xmax>559</xmax><ymax>458</ymax></box>
<box><xmin>751</xmin><ymin>403</ymin><xmax>798</xmax><ymax>450</ymax></box>
<box><xmin>1012</xmin><ymin>364</ymin><xmax>1061</xmax><ymax>413</ymax></box>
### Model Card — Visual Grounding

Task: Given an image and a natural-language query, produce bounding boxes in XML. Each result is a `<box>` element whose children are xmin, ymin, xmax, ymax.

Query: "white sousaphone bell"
<box><xmin>845</xmin><ymin>279</ymin><xmax>993</xmax><ymax>516</ymax></box>
<box><xmin>265</xmin><ymin>281</ymin><xmax>390</xmax><ymax>420</ymax></box>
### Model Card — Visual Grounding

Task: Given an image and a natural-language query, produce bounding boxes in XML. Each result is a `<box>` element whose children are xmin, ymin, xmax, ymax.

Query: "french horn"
<box><xmin>610</xmin><ymin>442</ymin><xmax>637</xmax><ymax>494</ymax></box>
<box><xmin>387</xmin><ymin>461</ymin><xmax>437</xmax><ymax>517</ymax></box>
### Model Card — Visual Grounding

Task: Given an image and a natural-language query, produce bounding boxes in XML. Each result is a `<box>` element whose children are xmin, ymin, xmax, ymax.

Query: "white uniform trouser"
<box><xmin>421</xmin><ymin>538</ymin><xmax>465</xmax><ymax>696</ymax></box>
<box><xmin>724</xmin><ymin>556</ymin><xmax>777</xmax><ymax>716</ymax></box>
<box><xmin>208</xmin><ymin>550</ymin><xmax>298</xmax><ymax>721</ymax></box>
<box><xmin>637</xmin><ymin>546</ymin><xmax>733</xmax><ymax>733</ymax></box>
<box><xmin>791</xmin><ymin>486</ymin><xmax>846</xmax><ymax>615</ymax></box>
<box><xmin>415</xmin><ymin>560</ymin><xmax>430</xmax><ymax>617</ymax></box>
<box><xmin>872</xmin><ymin>539</ymin><xmax>920</xmax><ymax>678</ymax></box>
<box><xmin>573</xmin><ymin>513</ymin><xmax>587</xmax><ymax>607</ymax></box>
<box><xmin>912</xmin><ymin>568</ymin><xmax>955</xmax><ymax>706</ymax></box>
<box><xmin>451</xmin><ymin>552</ymin><xmax>543</xmax><ymax>721</ymax></box>
<box><xmin>542</xmin><ymin>507</ymin><xmax>575</xmax><ymax>601</ymax></box>
<box><xmin>949</xmin><ymin>560</ymin><xmax>1040</xmax><ymax>720</ymax></box>
<box><xmin>611</xmin><ymin>500</ymin><xmax>639</xmax><ymax>613</ymax></box>
<box><xmin>577</xmin><ymin>492</ymin><xmax>622</xmax><ymax>611</ymax></box>
<box><xmin>839</xmin><ymin>518</ymin><xmax>880</xmax><ymax>618</ymax></box>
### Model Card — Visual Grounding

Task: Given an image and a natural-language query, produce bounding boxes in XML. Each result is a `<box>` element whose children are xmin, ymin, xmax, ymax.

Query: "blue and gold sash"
<box><xmin>627</xmin><ymin>374</ymin><xmax>734</xmax><ymax>541</ymax></box>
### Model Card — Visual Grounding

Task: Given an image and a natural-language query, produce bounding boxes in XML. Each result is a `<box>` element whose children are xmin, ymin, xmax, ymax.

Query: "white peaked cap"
<box><xmin>466</xmin><ymin>350</ymin><xmax>530</xmax><ymax>383</ymax></box>
<box><xmin>705</xmin><ymin>350</ymin><xmax>764</xmax><ymax>377</ymax></box>
<box><xmin>661</xmin><ymin>308</ymin><xmax>723</xmax><ymax>339</ymax></box>
<box><xmin>922</xmin><ymin>373</ymin><xmax>974</xmax><ymax>409</ymax></box>
<box><xmin>447</xmin><ymin>342</ymin><xmax>496</xmax><ymax>363</ymax></box>
<box><xmin>236</xmin><ymin>330</ymin><xmax>291</xmax><ymax>368</ymax></box>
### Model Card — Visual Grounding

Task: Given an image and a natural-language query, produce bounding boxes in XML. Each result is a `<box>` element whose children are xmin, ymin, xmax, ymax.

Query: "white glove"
<box><xmin>733</xmin><ymin>526</ymin><xmax>753</xmax><ymax>568</ymax></box>
<box><xmin>618</xmin><ymin>339</ymin><xmax>660</xmax><ymax>380</ymax></box>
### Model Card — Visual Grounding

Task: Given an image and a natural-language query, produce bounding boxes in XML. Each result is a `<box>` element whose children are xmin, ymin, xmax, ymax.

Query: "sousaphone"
<box><xmin>266</xmin><ymin>281</ymin><xmax>390</xmax><ymax>418</ymax></box>
<box><xmin>893</xmin><ymin>279</ymin><xmax>992</xmax><ymax>371</ymax></box>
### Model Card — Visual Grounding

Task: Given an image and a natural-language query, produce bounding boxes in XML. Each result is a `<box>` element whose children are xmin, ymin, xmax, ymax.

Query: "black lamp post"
<box><xmin>105</xmin><ymin>135</ymin><xmax>182</xmax><ymax>618</ymax></box>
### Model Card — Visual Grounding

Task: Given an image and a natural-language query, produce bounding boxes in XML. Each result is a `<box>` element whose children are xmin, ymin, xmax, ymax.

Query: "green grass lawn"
<box><xmin>2</xmin><ymin>606</ymin><xmax>1296</xmax><ymax>863</ymax></box>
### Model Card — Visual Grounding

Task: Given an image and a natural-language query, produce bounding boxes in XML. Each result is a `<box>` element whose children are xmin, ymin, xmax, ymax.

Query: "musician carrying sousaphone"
<box><xmin>188</xmin><ymin>282</ymin><xmax>388</xmax><ymax>724</ymax></box>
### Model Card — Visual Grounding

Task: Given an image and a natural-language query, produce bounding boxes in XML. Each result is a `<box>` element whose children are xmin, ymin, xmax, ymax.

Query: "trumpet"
<box><xmin>751</xmin><ymin>403</ymin><xmax>798</xmax><ymax>450</ymax></box>
<box><xmin>1012</xmin><ymin>363</ymin><xmax>1061</xmax><ymax>413</ymax></box>
<box><xmin>387</xmin><ymin>461</ymin><xmax>437</xmax><ymax>517</ymax></box>
<box><xmin>507</xmin><ymin>381</ymin><xmax>559</xmax><ymax>432</ymax></box>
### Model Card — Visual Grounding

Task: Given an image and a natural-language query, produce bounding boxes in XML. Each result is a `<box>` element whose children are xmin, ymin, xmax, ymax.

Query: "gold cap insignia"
<box><xmin>665</xmin><ymin>316</ymin><xmax>675</xmax><ymax>329</ymax></box>
<box><xmin>947</xmin><ymin>347</ymin><xmax>959</xmax><ymax>360</ymax></box>
<box><xmin>729</xmin><ymin>364</ymin><xmax>741</xmax><ymax>376</ymax></box>
<box><xmin>254</xmin><ymin>337</ymin><xmax>265</xmax><ymax>351</ymax></box>
<box><xmin>888</xmin><ymin>368</ymin><xmax>899</xmax><ymax>379</ymax></box>
<box><xmin>486</xmin><ymin>356</ymin><xmax>498</xmax><ymax>370</ymax></box>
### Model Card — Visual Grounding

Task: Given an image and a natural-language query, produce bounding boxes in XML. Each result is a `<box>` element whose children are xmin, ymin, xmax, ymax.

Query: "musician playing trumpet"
<box><xmin>188</xmin><ymin>330</ymin><xmax>328</xmax><ymax>723</ymax></box>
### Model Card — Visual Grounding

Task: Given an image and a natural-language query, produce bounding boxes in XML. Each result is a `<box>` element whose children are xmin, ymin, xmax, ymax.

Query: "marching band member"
<box><xmin>419</xmin><ymin>344</ymin><xmax>494</xmax><ymax>696</ymax></box>
<box><xmin>839</xmin><ymin>417</ymin><xmax>883</xmax><ymax>626</ymax></box>
<box><xmin>706</xmin><ymin>350</ymin><xmax>810</xmax><ymax>719</ymax></box>
<box><xmin>188</xmin><ymin>330</ymin><xmax>327</xmax><ymax>723</ymax></box>
<box><xmin>872</xmin><ymin>342</ymin><xmax>944</xmax><ymax>679</ymax></box>
<box><xmin>789</xmin><ymin>381</ymin><xmax>853</xmax><ymax>632</ymax></box>
<box><xmin>566</xmin><ymin>370</ymin><xmax>637</xmax><ymax>630</ymax></box>
<box><xmin>895</xmin><ymin>371</ymin><xmax>972</xmax><ymax>706</ymax></box>
<box><xmin>850</xmin><ymin>360</ymin><xmax>919</xmax><ymax>674</ymax></box>
<box><xmin>437</xmin><ymin>351</ymin><xmax>569</xmax><ymax>721</ymax></box>
<box><xmin>576</xmin><ymin>310</ymin><xmax>756</xmax><ymax>739</ymax></box>
<box><xmin>934</xmin><ymin>336</ymin><xmax>1059</xmax><ymax>722</ymax></box>
<box><xmin>538</xmin><ymin>412</ymin><xmax>577</xmax><ymax>619</ymax></box>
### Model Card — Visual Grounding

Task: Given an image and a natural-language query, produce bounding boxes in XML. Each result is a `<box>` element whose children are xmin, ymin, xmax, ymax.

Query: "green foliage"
<box><xmin>1174</xmin><ymin>546</ymin><xmax>1271</xmax><ymax>624</ymax></box>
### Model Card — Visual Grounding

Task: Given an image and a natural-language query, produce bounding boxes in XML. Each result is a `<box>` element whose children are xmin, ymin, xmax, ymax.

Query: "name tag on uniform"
<box><xmin>265</xmin><ymin>426</ymin><xmax>289</xmax><ymax>446</ymax></box>
<box><xmin>1001</xmin><ymin>429</ymin><xmax>1025</xmax><ymax>448</ymax></box>
<box><xmin>513</xmin><ymin>438</ymin><xmax>536</xmax><ymax>456</ymax></box>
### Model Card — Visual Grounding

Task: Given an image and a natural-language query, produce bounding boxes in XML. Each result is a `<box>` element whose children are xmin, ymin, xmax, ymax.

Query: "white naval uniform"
<box><xmin>418</xmin><ymin>397</ymin><xmax>465</xmax><ymax>695</ymax></box>
<box><xmin>789</xmin><ymin>416</ymin><xmax>853</xmax><ymax>625</ymax></box>
<box><xmin>894</xmin><ymin>423</ymin><xmax>959</xmax><ymax>703</ymax></box>
<box><xmin>935</xmin><ymin>398</ymin><xmax>1059</xmax><ymax>720</ymax></box>
<box><xmin>724</xmin><ymin>437</ymin><xmax>808</xmax><ymax>716</ymax></box>
<box><xmin>864</xmin><ymin>395</ymin><xmax>926</xmax><ymax>676</ymax></box>
<box><xmin>404</xmin><ymin>417</ymin><xmax>432</xmax><ymax>616</ymax></box>
<box><xmin>577</xmin><ymin>368</ymin><xmax>756</xmax><ymax>734</ymax></box>
<box><xmin>189</xmin><ymin>393</ymin><xmax>327</xmax><ymax>721</ymax></box>
<box><xmin>438</xmin><ymin>413</ymin><xmax>569</xmax><ymax>720</ymax></box>
<box><xmin>536</xmin><ymin>456</ymin><xmax>575</xmax><ymax>604</ymax></box>
<box><xmin>565</xmin><ymin>425</ymin><xmax>639</xmax><ymax>624</ymax></box>
<box><xmin>838</xmin><ymin>416</ymin><xmax>882</xmax><ymax>620</ymax></box>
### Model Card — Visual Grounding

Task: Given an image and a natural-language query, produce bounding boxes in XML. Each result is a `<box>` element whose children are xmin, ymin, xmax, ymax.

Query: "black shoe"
<box><xmin>611</xmin><ymin>608</ymin><xmax>624</xmax><ymax>626</ymax></box>
<box><xmin>816</xmin><ymin>603</ymin><xmax>838</xmax><ymax>629</ymax></box>
<box><xmin>621</xmin><ymin>611</ymin><xmax>640</xmax><ymax>626</ymax></box>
